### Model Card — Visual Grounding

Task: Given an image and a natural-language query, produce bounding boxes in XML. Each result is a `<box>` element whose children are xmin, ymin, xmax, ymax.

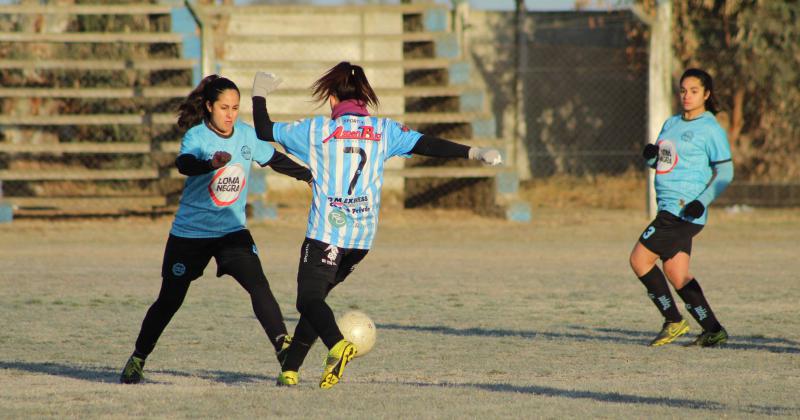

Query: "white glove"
<box><xmin>468</xmin><ymin>147</ymin><xmax>502</xmax><ymax>166</ymax></box>
<box><xmin>252</xmin><ymin>71</ymin><xmax>282</xmax><ymax>97</ymax></box>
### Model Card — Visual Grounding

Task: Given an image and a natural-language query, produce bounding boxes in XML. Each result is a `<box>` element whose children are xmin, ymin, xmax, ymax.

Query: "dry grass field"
<box><xmin>1</xmin><ymin>205</ymin><xmax>798</xmax><ymax>418</ymax></box>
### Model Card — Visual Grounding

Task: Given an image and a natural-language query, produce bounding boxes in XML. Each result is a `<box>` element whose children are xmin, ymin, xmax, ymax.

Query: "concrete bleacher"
<box><xmin>0</xmin><ymin>1</ymin><xmax>529</xmax><ymax>221</ymax></box>
<box><xmin>0</xmin><ymin>2</ymin><xmax>195</xmax><ymax>217</ymax></box>
<box><xmin>194</xmin><ymin>2</ymin><xmax>527</xmax><ymax>220</ymax></box>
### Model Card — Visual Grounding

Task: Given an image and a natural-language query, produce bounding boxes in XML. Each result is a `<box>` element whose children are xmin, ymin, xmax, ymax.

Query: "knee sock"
<box><xmin>676</xmin><ymin>279</ymin><xmax>722</xmax><ymax>333</ymax></box>
<box><xmin>638</xmin><ymin>266</ymin><xmax>683</xmax><ymax>323</ymax></box>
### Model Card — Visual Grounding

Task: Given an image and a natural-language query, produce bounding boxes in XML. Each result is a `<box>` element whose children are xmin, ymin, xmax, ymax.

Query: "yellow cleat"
<box><xmin>649</xmin><ymin>319</ymin><xmax>690</xmax><ymax>347</ymax></box>
<box><xmin>277</xmin><ymin>370</ymin><xmax>299</xmax><ymax>387</ymax></box>
<box><xmin>319</xmin><ymin>339</ymin><xmax>357</xmax><ymax>389</ymax></box>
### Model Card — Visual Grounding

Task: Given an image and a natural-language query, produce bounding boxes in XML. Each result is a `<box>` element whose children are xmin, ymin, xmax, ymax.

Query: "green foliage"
<box><xmin>655</xmin><ymin>0</ymin><xmax>800</xmax><ymax>181</ymax></box>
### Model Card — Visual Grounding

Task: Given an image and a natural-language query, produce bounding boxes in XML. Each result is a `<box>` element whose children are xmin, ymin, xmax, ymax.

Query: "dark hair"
<box><xmin>311</xmin><ymin>61</ymin><xmax>379</xmax><ymax>109</ymax></box>
<box><xmin>177</xmin><ymin>75</ymin><xmax>240</xmax><ymax>131</ymax></box>
<box><xmin>680</xmin><ymin>68</ymin><xmax>719</xmax><ymax>114</ymax></box>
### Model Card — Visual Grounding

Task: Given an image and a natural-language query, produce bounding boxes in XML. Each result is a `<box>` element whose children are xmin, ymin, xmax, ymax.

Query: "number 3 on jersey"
<box><xmin>344</xmin><ymin>146</ymin><xmax>366</xmax><ymax>195</ymax></box>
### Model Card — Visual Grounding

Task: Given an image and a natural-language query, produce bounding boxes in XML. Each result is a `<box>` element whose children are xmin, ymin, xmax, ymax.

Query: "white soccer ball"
<box><xmin>337</xmin><ymin>310</ymin><xmax>376</xmax><ymax>358</ymax></box>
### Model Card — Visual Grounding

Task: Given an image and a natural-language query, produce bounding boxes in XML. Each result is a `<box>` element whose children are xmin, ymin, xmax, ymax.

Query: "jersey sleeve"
<box><xmin>273</xmin><ymin>118</ymin><xmax>313</xmax><ymax>163</ymax></box>
<box><xmin>705</xmin><ymin>125</ymin><xmax>733</xmax><ymax>166</ymax></box>
<box><xmin>251</xmin><ymin>133</ymin><xmax>276</xmax><ymax>165</ymax></box>
<box><xmin>178</xmin><ymin>128</ymin><xmax>205</xmax><ymax>158</ymax></box>
<box><xmin>384</xmin><ymin>119</ymin><xmax>423</xmax><ymax>158</ymax></box>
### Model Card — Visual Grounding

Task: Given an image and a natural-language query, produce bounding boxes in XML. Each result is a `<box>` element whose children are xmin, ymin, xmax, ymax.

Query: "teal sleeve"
<box><xmin>696</xmin><ymin>161</ymin><xmax>734</xmax><ymax>207</ymax></box>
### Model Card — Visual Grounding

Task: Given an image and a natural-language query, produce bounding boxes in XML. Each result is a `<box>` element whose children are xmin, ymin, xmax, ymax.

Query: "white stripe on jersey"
<box><xmin>352</xmin><ymin>117</ymin><xmax>379</xmax><ymax>248</ymax></box>
<box><xmin>308</xmin><ymin>117</ymin><xmax>323</xmax><ymax>241</ymax></box>
<box><xmin>342</xmin><ymin>117</ymin><xmax>358</xmax><ymax>245</ymax></box>
<box><xmin>319</xmin><ymin>117</ymin><xmax>332</xmax><ymax>244</ymax></box>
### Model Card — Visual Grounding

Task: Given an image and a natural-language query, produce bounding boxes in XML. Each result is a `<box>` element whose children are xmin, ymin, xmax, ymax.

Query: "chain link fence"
<box><xmin>467</xmin><ymin>6</ymin><xmax>800</xmax><ymax>208</ymax></box>
<box><xmin>467</xmin><ymin>9</ymin><xmax>648</xmax><ymax>179</ymax></box>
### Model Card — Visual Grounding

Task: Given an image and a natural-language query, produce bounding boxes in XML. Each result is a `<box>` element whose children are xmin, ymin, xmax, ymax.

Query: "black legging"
<box><xmin>134</xmin><ymin>260</ymin><xmax>286</xmax><ymax>358</ymax></box>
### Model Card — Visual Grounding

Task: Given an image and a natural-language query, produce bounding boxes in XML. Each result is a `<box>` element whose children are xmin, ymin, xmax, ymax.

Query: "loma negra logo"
<box><xmin>208</xmin><ymin>163</ymin><xmax>246</xmax><ymax>206</ymax></box>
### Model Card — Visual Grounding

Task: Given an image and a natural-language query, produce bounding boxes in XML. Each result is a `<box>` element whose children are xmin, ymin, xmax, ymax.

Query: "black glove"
<box><xmin>643</xmin><ymin>144</ymin><xmax>659</xmax><ymax>160</ymax></box>
<box><xmin>684</xmin><ymin>200</ymin><xmax>705</xmax><ymax>218</ymax></box>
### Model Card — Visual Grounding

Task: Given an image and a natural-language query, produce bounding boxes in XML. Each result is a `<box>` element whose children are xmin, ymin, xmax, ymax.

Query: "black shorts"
<box><xmin>296</xmin><ymin>238</ymin><xmax>368</xmax><ymax>299</ymax></box>
<box><xmin>638</xmin><ymin>211</ymin><xmax>704</xmax><ymax>260</ymax></box>
<box><xmin>161</xmin><ymin>229</ymin><xmax>262</xmax><ymax>281</ymax></box>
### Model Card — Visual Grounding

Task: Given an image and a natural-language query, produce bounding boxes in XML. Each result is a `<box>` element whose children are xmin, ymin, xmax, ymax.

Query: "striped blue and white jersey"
<box><xmin>171</xmin><ymin>120</ymin><xmax>276</xmax><ymax>238</ymax></box>
<box><xmin>273</xmin><ymin>115</ymin><xmax>422</xmax><ymax>249</ymax></box>
<box><xmin>654</xmin><ymin>111</ymin><xmax>732</xmax><ymax>225</ymax></box>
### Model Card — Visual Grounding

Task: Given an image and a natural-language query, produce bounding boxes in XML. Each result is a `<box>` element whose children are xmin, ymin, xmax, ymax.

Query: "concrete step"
<box><xmin>0</xmin><ymin>87</ymin><xmax>189</xmax><ymax>99</ymax></box>
<box><xmin>0</xmin><ymin>4</ymin><xmax>173</xmax><ymax>15</ymax></box>
<box><xmin>221</xmin><ymin>32</ymin><xmax>458</xmax><ymax>62</ymax></box>
<box><xmin>0</xmin><ymin>168</ymin><xmax>159</xmax><ymax>181</ymax></box>
<box><xmin>0</xmin><ymin>114</ymin><xmax>175</xmax><ymax>126</ymax></box>
<box><xmin>225</xmin><ymin>12</ymin><xmax>403</xmax><ymax>36</ymax></box>
<box><xmin>0</xmin><ymin>58</ymin><xmax>196</xmax><ymax>71</ymax></box>
<box><xmin>219</xmin><ymin>57</ymin><xmax>459</xmax><ymax>71</ymax></box>
<box><xmin>223</xmin><ymin>66</ymin><xmax>404</xmax><ymax>90</ymax></box>
<box><xmin>6</xmin><ymin>196</ymin><xmax>169</xmax><ymax>218</ymax></box>
<box><xmin>0</xmin><ymin>142</ymin><xmax>152</xmax><ymax>154</ymax></box>
<box><xmin>0</xmin><ymin>32</ymin><xmax>182</xmax><ymax>43</ymax></box>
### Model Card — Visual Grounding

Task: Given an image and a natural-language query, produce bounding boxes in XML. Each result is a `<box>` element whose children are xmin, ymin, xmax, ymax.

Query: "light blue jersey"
<box><xmin>171</xmin><ymin>120</ymin><xmax>276</xmax><ymax>238</ymax></box>
<box><xmin>273</xmin><ymin>115</ymin><xmax>422</xmax><ymax>249</ymax></box>
<box><xmin>653</xmin><ymin>111</ymin><xmax>732</xmax><ymax>225</ymax></box>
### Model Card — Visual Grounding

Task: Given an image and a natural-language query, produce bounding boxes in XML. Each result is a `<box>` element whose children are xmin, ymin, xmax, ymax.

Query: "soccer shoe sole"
<box><xmin>319</xmin><ymin>344</ymin><xmax>356</xmax><ymax>389</ymax></box>
<box><xmin>649</xmin><ymin>321</ymin><xmax>690</xmax><ymax>347</ymax></box>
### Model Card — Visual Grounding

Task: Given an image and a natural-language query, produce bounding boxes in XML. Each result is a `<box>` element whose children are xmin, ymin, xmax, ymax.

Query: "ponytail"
<box><xmin>311</xmin><ymin>61</ymin><xmax>379</xmax><ymax>109</ymax></box>
<box><xmin>177</xmin><ymin>75</ymin><xmax>240</xmax><ymax>132</ymax></box>
<box><xmin>680</xmin><ymin>68</ymin><xmax>719</xmax><ymax>114</ymax></box>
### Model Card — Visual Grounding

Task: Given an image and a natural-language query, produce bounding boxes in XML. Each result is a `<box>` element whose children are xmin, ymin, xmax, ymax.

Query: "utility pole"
<box><xmin>647</xmin><ymin>0</ymin><xmax>672</xmax><ymax>219</ymax></box>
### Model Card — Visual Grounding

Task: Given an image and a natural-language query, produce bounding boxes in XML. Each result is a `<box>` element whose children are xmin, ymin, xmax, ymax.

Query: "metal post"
<box><xmin>512</xmin><ymin>0</ymin><xmax>525</xmax><ymax>176</ymax></box>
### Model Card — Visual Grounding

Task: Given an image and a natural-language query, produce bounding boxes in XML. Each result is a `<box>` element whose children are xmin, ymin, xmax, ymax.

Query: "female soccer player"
<box><xmin>630</xmin><ymin>68</ymin><xmax>734</xmax><ymax>348</ymax></box>
<box><xmin>119</xmin><ymin>75</ymin><xmax>312</xmax><ymax>384</ymax></box>
<box><xmin>251</xmin><ymin>62</ymin><xmax>502</xmax><ymax>388</ymax></box>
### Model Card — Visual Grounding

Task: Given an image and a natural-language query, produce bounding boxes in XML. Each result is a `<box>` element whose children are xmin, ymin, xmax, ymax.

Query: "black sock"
<box><xmin>282</xmin><ymin>339</ymin><xmax>313</xmax><ymax>373</ymax></box>
<box><xmin>132</xmin><ymin>350</ymin><xmax>148</xmax><ymax>360</ymax></box>
<box><xmin>638</xmin><ymin>266</ymin><xmax>683</xmax><ymax>323</ymax></box>
<box><xmin>676</xmin><ymin>279</ymin><xmax>722</xmax><ymax>333</ymax></box>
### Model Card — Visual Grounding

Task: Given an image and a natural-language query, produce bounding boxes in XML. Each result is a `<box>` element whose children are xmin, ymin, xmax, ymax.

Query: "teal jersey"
<box><xmin>654</xmin><ymin>111</ymin><xmax>732</xmax><ymax>225</ymax></box>
<box><xmin>273</xmin><ymin>115</ymin><xmax>422</xmax><ymax>249</ymax></box>
<box><xmin>171</xmin><ymin>120</ymin><xmax>276</xmax><ymax>238</ymax></box>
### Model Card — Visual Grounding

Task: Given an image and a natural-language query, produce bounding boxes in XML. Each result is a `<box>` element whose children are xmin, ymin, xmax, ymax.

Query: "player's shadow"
<box><xmin>376</xmin><ymin>322</ymin><xmax>800</xmax><ymax>354</ymax></box>
<box><xmin>371</xmin><ymin>379</ymin><xmax>797</xmax><ymax>416</ymax></box>
<box><xmin>0</xmin><ymin>360</ymin><xmax>275</xmax><ymax>385</ymax></box>
<box><xmin>579</xmin><ymin>326</ymin><xmax>800</xmax><ymax>354</ymax></box>
<box><xmin>376</xmin><ymin>322</ymin><xmax>650</xmax><ymax>346</ymax></box>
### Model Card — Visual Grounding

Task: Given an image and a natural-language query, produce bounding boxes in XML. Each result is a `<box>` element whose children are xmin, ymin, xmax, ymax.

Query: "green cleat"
<box><xmin>276</xmin><ymin>370</ymin><xmax>299</xmax><ymax>387</ymax></box>
<box><xmin>649</xmin><ymin>319</ymin><xmax>690</xmax><ymax>347</ymax></box>
<box><xmin>319</xmin><ymin>339</ymin><xmax>357</xmax><ymax>389</ymax></box>
<box><xmin>685</xmin><ymin>328</ymin><xmax>728</xmax><ymax>347</ymax></box>
<box><xmin>120</xmin><ymin>355</ymin><xmax>146</xmax><ymax>384</ymax></box>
